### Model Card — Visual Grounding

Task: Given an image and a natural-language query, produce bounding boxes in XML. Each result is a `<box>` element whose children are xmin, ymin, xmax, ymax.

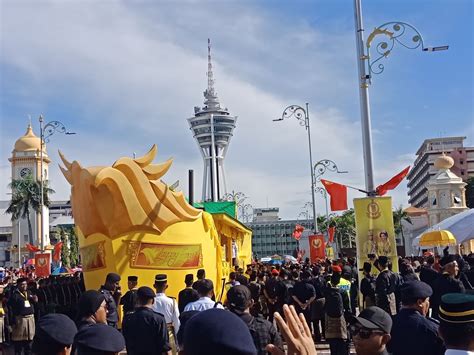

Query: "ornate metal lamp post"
<box><xmin>274</xmin><ymin>104</ymin><xmax>318</xmax><ymax>234</ymax></box>
<box><xmin>353</xmin><ymin>0</ymin><xmax>448</xmax><ymax>195</ymax></box>
<box><xmin>39</xmin><ymin>115</ymin><xmax>75</xmax><ymax>251</ymax></box>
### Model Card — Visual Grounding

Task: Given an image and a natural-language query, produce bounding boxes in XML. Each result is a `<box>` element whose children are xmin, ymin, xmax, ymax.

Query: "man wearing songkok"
<box><xmin>120</xmin><ymin>275</ymin><xmax>139</xmax><ymax>315</ymax></box>
<box><xmin>432</xmin><ymin>255</ymin><xmax>465</xmax><ymax>319</ymax></box>
<box><xmin>153</xmin><ymin>274</ymin><xmax>180</xmax><ymax>354</ymax></box>
<box><xmin>438</xmin><ymin>293</ymin><xmax>474</xmax><ymax>354</ymax></box>
<box><xmin>388</xmin><ymin>280</ymin><xmax>444</xmax><ymax>355</ymax></box>
<box><xmin>32</xmin><ymin>313</ymin><xmax>77</xmax><ymax>355</ymax></box>
<box><xmin>122</xmin><ymin>286</ymin><xmax>171</xmax><ymax>355</ymax></box>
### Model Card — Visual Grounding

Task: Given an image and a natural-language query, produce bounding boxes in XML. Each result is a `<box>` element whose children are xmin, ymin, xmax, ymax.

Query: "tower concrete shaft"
<box><xmin>188</xmin><ymin>39</ymin><xmax>237</xmax><ymax>202</ymax></box>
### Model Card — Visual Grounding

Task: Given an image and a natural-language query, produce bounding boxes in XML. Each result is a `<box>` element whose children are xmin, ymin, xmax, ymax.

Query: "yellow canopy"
<box><xmin>419</xmin><ymin>230</ymin><xmax>457</xmax><ymax>247</ymax></box>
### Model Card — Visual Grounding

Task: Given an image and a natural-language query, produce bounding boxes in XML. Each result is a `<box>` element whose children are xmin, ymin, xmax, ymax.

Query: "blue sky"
<box><xmin>0</xmin><ymin>0</ymin><xmax>472</xmax><ymax>219</ymax></box>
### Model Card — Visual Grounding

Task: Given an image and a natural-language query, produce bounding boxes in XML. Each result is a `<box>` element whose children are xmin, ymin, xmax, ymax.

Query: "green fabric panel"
<box><xmin>193</xmin><ymin>201</ymin><xmax>236</xmax><ymax>218</ymax></box>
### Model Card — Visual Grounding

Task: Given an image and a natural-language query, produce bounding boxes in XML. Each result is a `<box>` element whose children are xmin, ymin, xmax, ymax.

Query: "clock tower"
<box><xmin>8</xmin><ymin>125</ymin><xmax>51</xmax><ymax>262</ymax></box>
<box><xmin>427</xmin><ymin>154</ymin><xmax>468</xmax><ymax>227</ymax></box>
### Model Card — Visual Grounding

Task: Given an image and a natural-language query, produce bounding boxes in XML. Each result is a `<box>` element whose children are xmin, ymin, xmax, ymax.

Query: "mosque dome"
<box><xmin>434</xmin><ymin>154</ymin><xmax>454</xmax><ymax>170</ymax></box>
<box><xmin>13</xmin><ymin>125</ymin><xmax>45</xmax><ymax>152</ymax></box>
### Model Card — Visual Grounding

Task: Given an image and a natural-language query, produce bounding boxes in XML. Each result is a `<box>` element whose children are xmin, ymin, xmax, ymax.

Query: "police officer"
<box><xmin>99</xmin><ymin>272</ymin><xmax>122</xmax><ymax>328</ymax></box>
<box><xmin>153</xmin><ymin>274</ymin><xmax>180</xmax><ymax>354</ymax></box>
<box><xmin>122</xmin><ymin>286</ymin><xmax>171</xmax><ymax>355</ymax></box>
<box><xmin>375</xmin><ymin>256</ymin><xmax>396</xmax><ymax>316</ymax></box>
<box><xmin>74</xmin><ymin>322</ymin><xmax>125</xmax><ymax>354</ymax></box>
<box><xmin>387</xmin><ymin>280</ymin><xmax>444</xmax><ymax>355</ymax></box>
<box><xmin>32</xmin><ymin>313</ymin><xmax>77</xmax><ymax>355</ymax></box>
<box><xmin>120</xmin><ymin>275</ymin><xmax>139</xmax><ymax>315</ymax></box>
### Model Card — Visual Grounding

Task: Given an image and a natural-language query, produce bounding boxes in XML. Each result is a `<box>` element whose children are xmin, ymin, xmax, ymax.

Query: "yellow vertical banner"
<box><xmin>354</xmin><ymin>197</ymin><xmax>398</xmax><ymax>307</ymax></box>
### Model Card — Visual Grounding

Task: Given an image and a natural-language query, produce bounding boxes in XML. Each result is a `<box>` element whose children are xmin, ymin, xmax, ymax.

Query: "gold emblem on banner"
<box><xmin>312</xmin><ymin>239</ymin><xmax>322</xmax><ymax>248</ymax></box>
<box><xmin>366</xmin><ymin>199</ymin><xmax>381</xmax><ymax>219</ymax></box>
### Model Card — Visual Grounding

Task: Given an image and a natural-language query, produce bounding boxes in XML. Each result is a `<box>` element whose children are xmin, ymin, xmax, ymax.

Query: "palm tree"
<box><xmin>331</xmin><ymin>209</ymin><xmax>356</xmax><ymax>249</ymax></box>
<box><xmin>6</xmin><ymin>174</ymin><xmax>54</xmax><ymax>245</ymax></box>
<box><xmin>393</xmin><ymin>206</ymin><xmax>412</xmax><ymax>246</ymax></box>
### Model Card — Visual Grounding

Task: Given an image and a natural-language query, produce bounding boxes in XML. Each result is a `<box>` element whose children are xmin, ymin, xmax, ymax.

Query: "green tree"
<box><xmin>466</xmin><ymin>177</ymin><xmax>474</xmax><ymax>208</ymax></box>
<box><xmin>6</xmin><ymin>174</ymin><xmax>54</xmax><ymax>245</ymax></box>
<box><xmin>68</xmin><ymin>227</ymin><xmax>80</xmax><ymax>267</ymax></box>
<box><xmin>331</xmin><ymin>209</ymin><xmax>356</xmax><ymax>248</ymax></box>
<box><xmin>393</xmin><ymin>206</ymin><xmax>412</xmax><ymax>246</ymax></box>
<box><xmin>59</xmin><ymin>227</ymin><xmax>70</xmax><ymax>267</ymax></box>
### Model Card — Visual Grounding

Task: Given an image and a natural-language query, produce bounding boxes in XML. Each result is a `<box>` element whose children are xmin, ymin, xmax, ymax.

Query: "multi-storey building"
<box><xmin>407</xmin><ymin>137</ymin><xmax>474</xmax><ymax>208</ymax></box>
<box><xmin>247</xmin><ymin>208</ymin><xmax>313</xmax><ymax>258</ymax></box>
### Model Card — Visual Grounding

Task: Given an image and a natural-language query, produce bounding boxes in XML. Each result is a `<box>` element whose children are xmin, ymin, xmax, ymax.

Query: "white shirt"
<box><xmin>152</xmin><ymin>293</ymin><xmax>180</xmax><ymax>333</ymax></box>
<box><xmin>445</xmin><ymin>350</ymin><xmax>474</xmax><ymax>355</ymax></box>
<box><xmin>184</xmin><ymin>296</ymin><xmax>224</xmax><ymax>312</ymax></box>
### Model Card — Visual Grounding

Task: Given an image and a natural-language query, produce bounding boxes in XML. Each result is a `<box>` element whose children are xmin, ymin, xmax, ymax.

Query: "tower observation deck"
<box><xmin>188</xmin><ymin>39</ymin><xmax>237</xmax><ymax>202</ymax></box>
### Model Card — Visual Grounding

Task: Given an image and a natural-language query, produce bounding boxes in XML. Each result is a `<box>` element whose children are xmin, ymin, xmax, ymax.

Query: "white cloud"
<box><xmin>0</xmin><ymin>1</ymin><xmax>413</xmax><ymax>220</ymax></box>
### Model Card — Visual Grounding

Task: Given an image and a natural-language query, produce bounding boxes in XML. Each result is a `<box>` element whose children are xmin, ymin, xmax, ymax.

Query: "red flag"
<box><xmin>309</xmin><ymin>235</ymin><xmax>325</xmax><ymax>262</ymax></box>
<box><xmin>376</xmin><ymin>166</ymin><xmax>410</xmax><ymax>196</ymax></box>
<box><xmin>25</xmin><ymin>243</ymin><xmax>40</xmax><ymax>252</ymax></box>
<box><xmin>35</xmin><ymin>253</ymin><xmax>51</xmax><ymax>277</ymax></box>
<box><xmin>53</xmin><ymin>242</ymin><xmax>63</xmax><ymax>262</ymax></box>
<box><xmin>292</xmin><ymin>224</ymin><xmax>305</xmax><ymax>241</ymax></box>
<box><xmin>321</xmin><ymin>179</ymin><xmax>348</xmax><ymax>211</ymax></box>
<box><xmin>328</xmin><ymin>226</ymin><xmax>336</xmax><ymax>243</ymax></box>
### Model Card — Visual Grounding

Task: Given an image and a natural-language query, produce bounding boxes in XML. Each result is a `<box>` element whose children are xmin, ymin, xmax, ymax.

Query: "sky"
<box><xmin>0</xmin><ymin>0</ymin><xmax>473</xmax><ymax>220</ymax></box>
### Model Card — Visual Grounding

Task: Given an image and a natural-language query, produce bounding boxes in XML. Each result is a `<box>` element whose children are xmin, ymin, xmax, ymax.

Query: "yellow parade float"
<box><xmin>59</xmin><ymin>145</ymin><xmax>252</xmax><ymax>299</ymax></box>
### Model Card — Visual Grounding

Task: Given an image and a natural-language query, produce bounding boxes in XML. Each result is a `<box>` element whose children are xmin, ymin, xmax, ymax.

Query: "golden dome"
<box><xmin>434</xmin><ymin>154</ymin><xmax>454</xmax><ymax>170</ymax></box>
<box><xmin>13</xmin><ymin>125</ymin><xmax>45</xmax><ymax>152</ymax></box>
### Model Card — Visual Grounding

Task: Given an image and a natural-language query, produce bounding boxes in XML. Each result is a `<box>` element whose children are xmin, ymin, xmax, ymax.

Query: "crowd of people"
<box><xmin>0</xmin><ymin>250</ymin><xmax>473</xmax><ymax>355</ymax></box>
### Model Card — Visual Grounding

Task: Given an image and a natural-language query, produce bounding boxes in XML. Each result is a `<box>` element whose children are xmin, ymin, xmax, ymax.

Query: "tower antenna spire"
<box><xmin>207</xmin><ymin>38</ymin><xmax>215</xmax><ymax>96</ymax></box>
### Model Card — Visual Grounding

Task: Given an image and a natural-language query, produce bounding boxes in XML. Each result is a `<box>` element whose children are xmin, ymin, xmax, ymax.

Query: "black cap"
<box><xmin>439</xmin><ymin>293</ymin><xmax>474</xmax><ymax>324</ymax></box>
<box><xmin>353</xmin><ymin>306</ymin><xmax>392</xmax><ymax>333</ymax></box>
<box><xmin>440</xmin><ymin>255</ymin><xmax>456</xmax><ymax>267</ymax></box>
<box><xmin>360</xmin><ymin>262</ymin><xmax>372</xmax><ymax>273</ymax></box>
<box><xmin>128</xmin><ymin>275</ymin><xmax>138</xmax><ymax>282</ymax></box>
<box><xmin>105</xmin><ymin>272</ymin><xmax>121</xmax><ymax>283</ymax></box>
<box><xmin>183</xmin><ymin>309</ymin><xmax>257</xmax><ymax>355</ymax></box>
<box><xmin>16</xmin><ymin>277</ymin><xmax>28</xmax><ymax>284</ymax></box>
<box><xmin>227</xmin><ymin>285</ymin><xmax>252</xmax><ymax>311</ymax></box>
<box><xmin>137</xmin><ymin>286</ymin><xmax>155</xmax><ymax>300</ymax></box>
<box><xmin>378</xmin><ymin>256</ymin><xmax>388</xmax><ymax>265</ymax></box>
<box><xmin>400</xmin><ymin>281</ymin><xmax>433</xmax><ymax>304</ymax></box>
<box><xmin>78</xmin><ymin>290</ymin><xmax>105</xmax><ymax>318</ymax></box>
<box><xmin>155</xmin><ymin>274</ymin><xmax>167</xmax><ymax>283</ymax></box>
<box><xmin>33</xmin><ymin>313</ymin><xmax>77</xmax><ymax>347</ymax></box>
<box><xmin>74</xmin><ymin>323</ymin><xmax>125</xmax><ymax>353</ymax></box>
<box><xmin>185</xmin><ymin>274</ymin><xmax>194</xmax><ymax>283</ymax></box>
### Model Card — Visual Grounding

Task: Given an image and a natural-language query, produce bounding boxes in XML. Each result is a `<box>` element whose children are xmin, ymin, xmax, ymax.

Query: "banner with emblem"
<box><xmin>35</xmin><ymin>253</ymin><xmax>51</xmax><ymax>277</ymax></box>
<box><xmin>308</xmin><ymin>234</ymin><xmax>325</xmax><ymax>262</ymax></box>
<box><xmin>354</xmin><ymin>197</ymin><xmax>399</xmax><ymax>306</ymax></box>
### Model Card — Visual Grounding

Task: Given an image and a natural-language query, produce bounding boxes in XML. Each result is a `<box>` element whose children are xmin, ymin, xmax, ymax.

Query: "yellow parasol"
<box><xmin>419</xmin><ymin>230</ymin><xmax>457</xmax><ymax>247</ymax></box>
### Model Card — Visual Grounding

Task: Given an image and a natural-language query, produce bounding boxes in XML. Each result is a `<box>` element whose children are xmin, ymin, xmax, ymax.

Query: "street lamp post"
<box><xmin>275</xmin><ymin>104</ymin><xmax>318</xmax><ymax>234</ymax></box>
<box><xmin>39</xmin><ymin>116</ymin><xmax>75</xmax><ymax>251</ymax></box>
<box><xmin>353</xmin><ymin>0</ymin><xmax>448</xmax><ymax>195</ymax></box>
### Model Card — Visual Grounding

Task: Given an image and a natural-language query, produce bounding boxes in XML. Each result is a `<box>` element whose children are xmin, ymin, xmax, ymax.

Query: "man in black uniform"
<box><xmin>99</xmin><ymin>272</ymin><xmax>122</xmax><ymax>328</ymax></box>
<box><xmin>291</xmin><ymin>270</ymin><xmax>316</xmax><ymax>327</ymax></box>
<box><xmin>192</xmin><ymin>269</ymin><xmax>206</xmax><ymax>290</ymax></box>
<box><xmin>178</xmin><ymin>274</ymin><xmax>199</xmax><ymax>313</ymax></box>
<box><xmin>360</xmin><ymin>262</ymin><xmax>376</xmax><ymax>309</ymax></box>
<box><xmin>122</xmin><ymin>286</ymin><xmax>171</xmax><ymax>355</ymax></box>
<box><xmin>420</xmin><ymin>256</ymin><xmax>439</xmax><ymax>289</ymax></box>
<box><xmin>120</xmin><ymin>275</ymin><xmax>139</xmax><ymax>315</ymax></box>
<box><xmin>375</xmin><ymin>257</ymin><xmax>396</xmax><ymax>316</ymax></box>
<box><xmin>227</xmin><ymin>285</ymin><xmax>282</xmax><ymax>355</ymax></box>
<box><xmin>431</xmin><ymin>255</ymin><xmax>465</xmax><ymax>319</ymax></box>
<box><xmin>387</xmin><ymin>280</ymin><xmax>444</xmax><ymax>355</ymax></box>
<box><xmin>8</xmin><ymin>277</ymin><xmax>37</xmax><ymax>355</ymax></box>
<box><xmin>263</xmin><ymin>269</ymin><xmax>279</xmax><ymax>323</ymax></box>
